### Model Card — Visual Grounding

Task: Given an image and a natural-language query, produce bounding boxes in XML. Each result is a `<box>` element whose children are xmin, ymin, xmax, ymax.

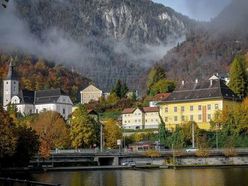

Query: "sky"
<box><xmin>153</xmin><ymin>0</ymin><xmax>231</xmax><ymax>21</ymax></box>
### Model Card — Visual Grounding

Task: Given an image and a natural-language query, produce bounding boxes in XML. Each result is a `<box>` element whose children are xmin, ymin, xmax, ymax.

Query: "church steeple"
<box><xmin>5</xmin><ymin>59</ymin><xmax>18</xmax><ymax>80</ymax></box>
<box><xmin>3</xmin><ymin>59</ymin><xmax>19</xmax><ymax>107</ymax></box>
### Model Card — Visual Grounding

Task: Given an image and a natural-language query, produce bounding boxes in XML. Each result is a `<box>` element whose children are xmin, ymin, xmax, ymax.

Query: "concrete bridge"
<box><xmin>29</xmin><ymin>148</ymin><xmax>248</xmax><ymax>168</ymax></box>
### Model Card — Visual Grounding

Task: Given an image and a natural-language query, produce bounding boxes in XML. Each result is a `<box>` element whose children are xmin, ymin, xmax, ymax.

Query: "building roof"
<box><xmin>151</xmin><ymin>93</ymin><xmax>171</xmax><ymax>101</ymax></box>
<box><xmin>5</xmin><ymin>61</ymin><xmax>18</xmax><ymax>80</ymax></box>
<box><xmin>35</xmin><ymin>89</ymin><xmax>67</xmax><ymax>104</ymax></box>
<box><xmin>122</xmin><ymin>108</ymin><xmax>136</xmax><ymax>114</ymax></box>
<box><xmin>18</xmin><ymin>89</ymin><xmax>35</xmax><ymax>104</ymax></box>
<box><xmin>142</xmin><ymin>107</ymin><xmax>159</xmax><ymax>112</ymax></box>
<box><xmin>122</xmin><ymin>107</ymin><xmax>159</xmax><ymax>114</ymax></box>
<box><xmin>162</xmin><ymin>79</ymin><xmax>241</xmax><ymax>103</ymax></box>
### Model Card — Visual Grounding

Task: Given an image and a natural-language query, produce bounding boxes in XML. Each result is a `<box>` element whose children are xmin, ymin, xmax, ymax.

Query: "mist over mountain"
<box><xmin>0</xmin><ymin>0</ymin><xmax>193</xmax><ymax>92</ymax></box>
<box><xmin>159</xmin><ymin>0</ymin><xmax>248</xmax><ymax>82</ymax></box>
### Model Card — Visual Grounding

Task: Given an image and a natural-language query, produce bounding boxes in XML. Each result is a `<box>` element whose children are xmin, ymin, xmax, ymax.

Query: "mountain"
<box><xmin>159</xmin><ymin>0</ymin><xmax>248</xmax><ymax>82</ymax></box>
<box><xmin>0</xmin><ymin>0</ymin><xmax>193</xmax><ymax>92</ymax></box>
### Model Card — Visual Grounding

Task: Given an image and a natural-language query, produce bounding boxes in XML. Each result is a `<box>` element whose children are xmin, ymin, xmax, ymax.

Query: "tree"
<box><xmin>0</xmin><ymin>107</ymin><xmax>17</xmax><ymax>161</ymax></box>
<box><xmin>103</xmin><ymin>119</ymin><xmax>122</xmax><ymax>148</ymax></box>
<box><xmin>70</xmin><ymin>105</ymin><xmax>99</xmax><ymax>149</ymax></box>
<box><xmin>149</xmin><ymin>79</ymin><xmax>175</xmax><ymax>96</ymax></box>
<box><xmin>146</xmin><ymin>65</ymin><xmax>167</xmax><ymax>95</ymax></box>
<box><xmin>32</xmin><ymin>111</ymin><xmax>70</xmax><ymax>158</ymax></box>
<box><xmin>112</xmin><ymin>80</ymin><xmax>129</xmax><ymax>98</ymax></box>
<box><xmin>11</xmin><ymin>126</ymin><xmax>40</xmax><ymax>166</ymax></box>
<box><xmin>229</xmin><ymin>55</ymin><xmax>247</xmax><ymax>98</ymax></box>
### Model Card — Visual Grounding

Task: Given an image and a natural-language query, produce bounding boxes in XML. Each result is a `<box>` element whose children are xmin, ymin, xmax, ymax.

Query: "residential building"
<box><xmin>3</xmin><ymin>62</ymin><xmax>73</xmax><ymax>119</ymax></box>
<box><xmin>122</xmin><ymin>107</ymin><xmax>161</xmax><ymax>130</ymax></box>
<box><xmin>159</xmin><ymin>79</ymin><xmax>241</xmax><ymax>130</ymax></box>
<box><xmin>80</xmin><ymin>84</ymin><xmax>103</xmax><ymax>104</ymax></box>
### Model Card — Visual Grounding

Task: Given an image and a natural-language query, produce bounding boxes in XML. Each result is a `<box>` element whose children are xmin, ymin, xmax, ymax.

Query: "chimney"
<box><xmin>195</xmin><ymin>79</ymin><xmax>198</xmax><ymax>84</ymax></box>
<box><xmin>181</xmin><ymin>80</ymin><xmax>185</xmax><ymax>86</ymax></box>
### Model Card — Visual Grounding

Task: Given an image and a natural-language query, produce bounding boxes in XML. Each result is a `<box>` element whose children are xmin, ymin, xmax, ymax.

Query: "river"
<box><xmin>32</xmin><ymin>167</ymin><xmax>248</xmax><ymax>186</ymax></box>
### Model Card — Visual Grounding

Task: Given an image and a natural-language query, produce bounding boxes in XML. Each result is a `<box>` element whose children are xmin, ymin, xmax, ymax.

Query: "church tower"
<box><xmin>3</xmin><ymin>60</ymin><xmax>19</xmax><ymax>107</ymax></box>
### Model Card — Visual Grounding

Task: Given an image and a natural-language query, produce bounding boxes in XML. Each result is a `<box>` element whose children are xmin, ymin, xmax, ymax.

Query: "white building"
<box><xmin>121</xmin><ymin>107</ymin><xmax>161</xmax><ymax>130</ymax></box>
<box><xmin>3</xmin><ymin>62</ymin><xmax>73</xmax><ymax>119</ymax></box>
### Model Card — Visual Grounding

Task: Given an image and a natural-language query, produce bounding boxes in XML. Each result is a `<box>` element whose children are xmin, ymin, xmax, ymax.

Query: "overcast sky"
<box><xmin>153</xmin><ymin>0</ymin><xmax>231</xmax><ymax>21</ymax></box>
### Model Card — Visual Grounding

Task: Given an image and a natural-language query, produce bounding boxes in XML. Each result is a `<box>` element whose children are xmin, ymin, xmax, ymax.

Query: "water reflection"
<box><xmin>32</xmin><ymin>167</ymin><xmax>248</xmax><ymax>186</ymax></box>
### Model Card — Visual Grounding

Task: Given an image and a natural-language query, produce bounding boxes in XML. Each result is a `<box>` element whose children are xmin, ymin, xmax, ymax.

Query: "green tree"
<box><xmin>229</xmin><ymin>55</ymin><xmax>247</xmax><ymax>98</ymax></box>
<box><xmin>121</xmin><ymin>82</ymin><xmax>129</xmax><ymax>98</ymax></box>
<box><xmin>149</xmin><ymin>79</ymin><xmax>175</xmax><ymax>96</ymax></box>
<box><xmin>112</xmin><ymin>80</ymin><xmax>129</xmax><ymax>98</ymax></box>
<box><xmin>70</xmin><ymin>105</ymin><xmax>99</xmax><ymax>149</ymax></box>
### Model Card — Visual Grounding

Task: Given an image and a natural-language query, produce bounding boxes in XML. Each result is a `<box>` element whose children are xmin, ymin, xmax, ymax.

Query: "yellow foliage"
<box><xmin>144</xmin><ymin>149</ymin><xmax>160</xmax><ymax>158</ymax></box>
<box><xmin>103</xmin><ymin>119</ymin><xmax>122</xmax><ymax>148</ymax></box>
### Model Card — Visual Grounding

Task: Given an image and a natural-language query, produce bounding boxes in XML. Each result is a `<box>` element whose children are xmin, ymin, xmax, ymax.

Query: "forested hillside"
<box><xmin>159</xmin><ymin>0</ymin><xmax>248</xmax><ymax>81</ymax></box>
<box><xmin>0</xmin><ymin>53</ymin><xmax>90</xmax><ymax>103</ymax></box>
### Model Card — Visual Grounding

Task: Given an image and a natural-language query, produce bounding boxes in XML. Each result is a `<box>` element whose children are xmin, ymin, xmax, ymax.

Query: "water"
<box><xmin>32</xmin><ymin>168</ymin><xmax>248</xmax><ymax>186</ymax></box>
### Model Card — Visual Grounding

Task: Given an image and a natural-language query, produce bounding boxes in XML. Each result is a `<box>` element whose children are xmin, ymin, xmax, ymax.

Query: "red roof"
<box><xmin>152</xmin><ymin>93</ymin><xmax>171</xmax><ymax>101</ymax></box>
<box><xmin>142</xmin><ymin>107</ymin><xmax>159</xmax><ymax>113</ymax></box>
<box><xmin>122</xmin><ymin>108</ymin><xmax>136</xmax><ymax>114</ymax></box>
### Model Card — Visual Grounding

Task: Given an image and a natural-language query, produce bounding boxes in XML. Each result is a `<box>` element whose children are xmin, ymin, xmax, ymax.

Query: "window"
<box><xmin>174</xmin><ymin>107</ymin><xmax>177</xmax><ymax>112</ymax></box>
<box><xmin>190</xmin><ymin>106</ymin><xmax>194</xmax><ymax>111</ymax></box>
<box><xmin>135</xmin><ymin>120</ymin><xmax>137</xmax><ymax>122</ymax></box>
<box><xmin>63</xmin><ymin>108</ymin><xmax>65</xmax><ymax>114</ymax></box>
<box><xmin>208</xmin><ymin>114</ymin><xmax>211</xmax><ymax>120</ymax></box>
<box><xmin>36</xmin><ymin>109</ymin><xmax>38</xmax><ymax>113</ymax></box>
<box><xmin>174</xmin><ymin>116</ymin><xmax>178</xmax><ymax>122</ymax></box>
<box><xmin>14</xmin><ymin>82</ymin><xmax>16</xmax><ymax>84</ymax></box>
<box><xmin>190</xmin><ymin>115</ymin><xmax>194</xmax><ymax>121</ymax></box>
<box><xmin>125</xmin><ymin>120</ymin><xmax>127</xmax><ymax>123</ymax></box>
<box><xmin>164</xmin><ymin>117</ymin><xmax>168</xmax><ymax>122</ymax></box>
<box><xmin>208</xmin><ymin>104</ymin><xmax>211</xmax><ymax>110</ymax></box>
<box><xmin>181</xmin><ymin>106</ymin><xmax>185</xmax><ymax>112</ymax></box>
<box><xmin>215</xmin><ymin>104</ymin><xmax>219</xmax><ymax>110</ymax></box>
<box><xmin>181</xmin><ymin>116</ymin><xmax>185</xmax><ymax>121</ymax></box>
<box><xmin>29</xmin><ymin>109</ymin><xmax>32</xmax><ymax>114</ymax></box>
<box><xmin>145</xmin><ymin>119</ymin><xmax>147</xmax><ymax>122</ymax></box>
<box><xmin>6</xmin><ymin>82</ymin><xmax>8</xmax><ymax>84</ymax></box>
<box><xmin>165</xmin><ymin>107</ymin><xmax>168</xmax><ymax>112</ymax></box>
<box><xmin>198</xmin><ymin>114</ymin><xmax>202</xmax><ymax>121</ymax></box>
<box><xmin>198</xmin><ymin>105</ymin><xmax>202</xmax><ymax>111</ymax></box>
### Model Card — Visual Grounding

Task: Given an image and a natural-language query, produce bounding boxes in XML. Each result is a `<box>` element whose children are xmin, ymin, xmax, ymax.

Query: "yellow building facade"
<box><xmin>159</xmin><ymin>79</ymin><xmax>241</xmax><ymax>130</ymax></box>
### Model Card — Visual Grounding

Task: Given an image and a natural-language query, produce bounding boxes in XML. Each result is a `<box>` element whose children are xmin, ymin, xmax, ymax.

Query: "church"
<box><xmin>2</xmin><ymin>62</ymin><xmax>73</xmax><ymax>119</ymax></box>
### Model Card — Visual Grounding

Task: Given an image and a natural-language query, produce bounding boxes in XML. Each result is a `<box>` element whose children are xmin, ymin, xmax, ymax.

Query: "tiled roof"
<box><xmin>152</xmin><ymin>93</ymin><xmax>171</xmax><ymax>101</ymax></box>
<box><xmin>122</xmin><ymin>108</ymin><xmax>136</xmax><ymax>114</ymax></box>
<box><xmin>162</xmin><ymin>79</ymin><xmax>241</xmax><ymax>103</ymax></box>
<box><xmin>35</xmin><ymin>89</ymin><xmax>66</xmax><ymax>104</ymax></box>
<box><xmin>142</xmin><ymin>107</ymin><xmax>159</xmax><ymax>112</ymax></box>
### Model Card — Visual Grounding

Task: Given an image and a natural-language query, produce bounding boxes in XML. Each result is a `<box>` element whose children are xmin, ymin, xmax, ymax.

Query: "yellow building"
<box><xmin>80</xmin><ymin>84</ymin><xmax>103</xmax><ymax>104</ymax></box>
<box><xmin>122</xmin><ymin>107</ymin><xmax>160</xmax><ymax>130</ymax></box>
<box><xmin>159</xmin><ymin>79</ymin><xmax>241</xmax><ymax>130</ymax></box>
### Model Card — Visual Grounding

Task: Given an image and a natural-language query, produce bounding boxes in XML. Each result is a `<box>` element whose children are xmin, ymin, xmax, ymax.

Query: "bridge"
<box><xmin>29</xmin><ymin>148</ymin><xmax>248</xmax><ymax>168</ymax></box>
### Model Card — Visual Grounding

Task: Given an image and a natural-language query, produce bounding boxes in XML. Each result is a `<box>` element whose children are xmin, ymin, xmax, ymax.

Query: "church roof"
<box><xmin>162</xmin><ymin>79</ymin><xmax>241</xmax><ymax>103</ymax></box>
<box><xmin>18</xmin><ymin>89</ymin><xmax>35</xmax><ymax>104</ymax></box>
<box><xmin>34</xmin><ymin>88</ymin><xmax>67</xmax><ymax>104</ymax></box>
<box><xmin>5</xmin><ymin>61</ymin><xmax>18</xmax><ymax>80</ymax></box>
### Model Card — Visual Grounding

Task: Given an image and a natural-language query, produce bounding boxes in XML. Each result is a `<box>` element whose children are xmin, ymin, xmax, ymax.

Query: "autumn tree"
<box><xmin>32</xmin><ymin>111</ymin><xmax>70</xmax><ymax>158</ymax></box>
<box><xmin>103</xmin><ymin>119</ymin><xmax>122</xmax><ymax>148</ymax></box>
<box><xmin>149</xmin><ymin>79</ymin><xmax>175</xmax><ymax>96</ymax></box>
<box><xmin>229</xmin><ymin>55</ymin><xmax>248</xmax><ymax>98</ymax></box>
<box><xmin>0</xmin><ymin>107</ymin><xmax>17</xmax><ymax>162</ymax></box>
<box><xmin>70</xmin><ymin>105</ymin><xmax>99</xmax><ymax>149</ymax></box>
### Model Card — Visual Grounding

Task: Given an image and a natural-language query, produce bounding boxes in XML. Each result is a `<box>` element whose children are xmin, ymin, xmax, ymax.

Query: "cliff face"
<box><xmin>1</xmin><ymin>0</ymin><xmax>193</xmax><ymax>92</ymax></box>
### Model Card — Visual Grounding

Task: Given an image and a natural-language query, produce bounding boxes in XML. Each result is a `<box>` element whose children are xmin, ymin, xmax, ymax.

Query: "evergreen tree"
<box><xmin>229</xmin><ymin>55</ymin><xmax>247</xmax><ymax>98</ymax></box>
<box><xmin>121</xmin><ymin>82</ymin><xmax>129</xmax><ymax>98</ymax></box>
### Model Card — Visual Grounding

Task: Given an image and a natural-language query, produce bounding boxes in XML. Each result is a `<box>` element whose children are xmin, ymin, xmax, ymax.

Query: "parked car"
<box><xmin>122</xmin><ymin>161</ymin><xmax>136</xmax><ymax>167</ymax></box>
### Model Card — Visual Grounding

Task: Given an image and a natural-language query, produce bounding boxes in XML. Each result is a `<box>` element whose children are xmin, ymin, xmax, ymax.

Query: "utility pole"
<box><xmin>192</xmin><ymin>122</ymin><xmax>195</xmax><ymax>148</ymax></box>
<box><xmin>98</xmin><ymin>113</ymin><xmax>103</xmax><ymax>153</ymax></box>
<box><xmin>216</xmin><ymin>123</ymin><xmax>219</xmax><ymax>149</ymax></box>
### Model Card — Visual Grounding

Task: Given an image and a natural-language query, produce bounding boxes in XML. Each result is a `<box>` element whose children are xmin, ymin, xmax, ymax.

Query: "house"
<box><xmin>209</xmin><ymin>73</ymin><xmax>230</xmax><ymax>85</ymax></box>
<box><xmin>3</xmin><ymin>62</ymin><xmax>73</xmax><ymax>119</ymax></box>
<box><xmin>122</xmin><ymin>107</ymin><xmax>161</xmax><ymax>130</ymax></box>
<box><xmin>80</xmin><ymin>84</ymin><xmax>103</xmax><ymax>104</ymax></box>
<box><xmin>159</xmin><ymin>79</ymin><xmax>241</xmax><ymax>131</ymax></box>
